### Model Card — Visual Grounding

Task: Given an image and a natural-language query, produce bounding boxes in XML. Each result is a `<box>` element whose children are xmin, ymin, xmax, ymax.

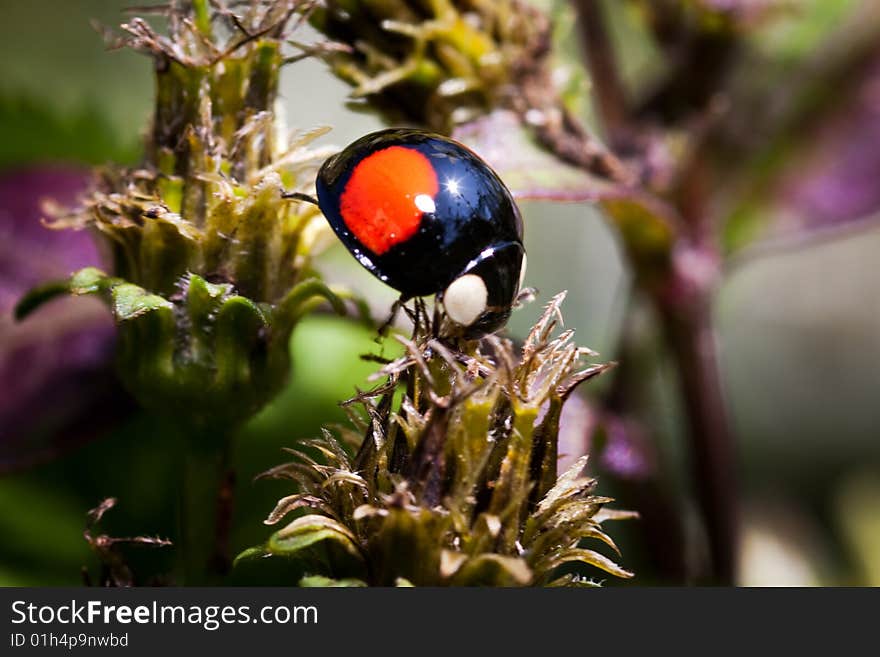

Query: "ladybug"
<box><xmin>312</xmin><ymin>128</ymin><xmax>526</xmax><ymax>337</ymax></box>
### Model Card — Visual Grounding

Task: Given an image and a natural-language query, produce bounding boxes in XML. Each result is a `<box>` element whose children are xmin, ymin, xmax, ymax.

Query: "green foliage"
<box><xmin>0</xmin><ymin>97</ymin><xmax>141</xmax><ymax>169</ymax></box>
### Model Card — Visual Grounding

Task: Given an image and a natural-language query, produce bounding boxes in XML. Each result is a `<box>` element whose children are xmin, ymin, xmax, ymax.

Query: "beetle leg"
<box><xmin>280</xmin><ymin>190</ymin><xmax>319</xmax><ymax>206</ymax></box>
<box><xmin>376</xmin><ymin>294</ymin><xmax>405</xmax><ymax>340</ymax></box>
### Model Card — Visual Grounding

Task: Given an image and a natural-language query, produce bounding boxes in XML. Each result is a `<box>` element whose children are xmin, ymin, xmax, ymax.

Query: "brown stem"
<box><xmin>667</xmin><ymin>109</ymin><xmax>739</xmax><ymax>585</ymax></box>
<box><xmin>178</xmin><ymin>428</ymin><xmax>236</xmax><ymax>585</ymax></box>
<box><xmin>601</xmin><ymin>303</ymin><xmax>690</xmax><ymax>583</ymax></box>
<box><xmin>573</xmin><ymin>0</ymin><xmax>629</xmax><ymax>139</ymax></box>
<box><xmin>510</xmin><ymin>6</ymin><xmax>634</xmax><ymax>185</ymax></box>
<box><xmin>560</xmin><ymin>0</ymin><xmax>740</xmax><ymax>584</ymax></box>
<box><xmin>635</xmin><ymin>24</ymin><xmax>739</xmax><ymax>125</ymax></box>
<box><xmin>209</xmin><ymin>466</ymin><xmax>236</xmax><ymax>576</ymax></box>
<box><xmin>532</xmin><ymin>107</ymin><xmax>634</xmax><ymax>184</ymax></box>
<box><xmin>639</xmin><ymin>0</ymin><xmax>688</xmax><ymax>52</ymax></box>
<box><xmin>656</xmin><ymin>289</ymin><xmax>738</xmax><ymax>584</ymax></box>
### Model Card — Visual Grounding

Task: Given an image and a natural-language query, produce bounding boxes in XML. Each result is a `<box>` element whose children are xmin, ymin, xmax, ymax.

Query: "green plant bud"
<box><xmin>18</xmin><ymin>268</ymin><xmax>348</xmax><ymax>429</ymax></box>
<box><xmin>18</xmin><ymin>2</ymin><xmax>364</xmax><ymax>429</ymax></box>
<box><xmin>240</xmin><ymin>293</ymin><xmax>636</xmax><ymax>586</ymax></box>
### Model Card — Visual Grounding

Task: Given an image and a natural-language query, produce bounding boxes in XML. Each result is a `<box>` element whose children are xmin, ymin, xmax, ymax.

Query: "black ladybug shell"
<box><xmin>316</xmin><ymin>129</ymin><xmax>524</xmax><ymax>307</ymax></box>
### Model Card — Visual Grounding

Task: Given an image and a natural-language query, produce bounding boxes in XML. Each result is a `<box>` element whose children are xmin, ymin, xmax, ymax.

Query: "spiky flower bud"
<box><xmin>309</xmin><ymin>0</ymin><xmax>551</xmax><ymax>131</ymax></box>
<box><xmin>17</xmin><ymin>1</ymin><xmax>356</xmax><ymax>428</ymax></box>
<box><xmin>308</xmin><ymin>1</ymin><xmax>633</xmax><ymax>182</ymax></box>
<box><xmin>239</xmin><ymin>294</ymin><xmax>634</xmax><ymax>586</ymax></box>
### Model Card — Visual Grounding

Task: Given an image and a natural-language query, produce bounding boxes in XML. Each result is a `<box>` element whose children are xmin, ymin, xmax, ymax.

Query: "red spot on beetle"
<box><xmin>340</xmin><ymin>146</ymin><xmax>439</xmax><ymax>254</ymax></box>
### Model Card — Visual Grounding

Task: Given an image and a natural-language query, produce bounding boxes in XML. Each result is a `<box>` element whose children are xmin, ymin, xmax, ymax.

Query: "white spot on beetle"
<box><xmin>415</xmin><ymin>194</ymin><xmax>436</xmax><ymax>214</ymax></box>
<box><xmin>519</xmin><ymin>253</ymin><xmax>528</xmax><ymax>291</ymax></box>
<box><xmin>443</xmin><ymin>274</ymin><xmax>488</xmax><ymax>326</ymax></box>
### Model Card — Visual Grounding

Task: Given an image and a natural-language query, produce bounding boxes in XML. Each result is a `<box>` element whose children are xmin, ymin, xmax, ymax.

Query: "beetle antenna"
<box><xmin>281</xmin><ymin>191</ymin><xmax>319</xmax><ymax>206</ymax></box>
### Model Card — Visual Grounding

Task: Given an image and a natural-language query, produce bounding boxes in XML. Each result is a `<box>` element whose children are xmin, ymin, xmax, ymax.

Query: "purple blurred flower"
<box><xmin>599</xmin><ymin>415</ymin><xmax>656</xmax><ymax>481</ymax></box>
<box><xmin>556</xmin><ymin>393</ymin><xmax>596</xmax><ymax>474</ymax></box>
<box><xmin>1</xmin><ymin>169</ymin><xmax>96</xmax><ymax>308</ymax></box>
<box><xmin>780</xmin><ymin>56</ymin><xmax>880</xmax><ymax>228</ymax></box>
<box><xmin>556</xmin><ymin>392</ymin><xmax>657</xmax><ymax>481</ymax></box>
<box><xmin>0</xmin><ymin>167</ymin><xmax>132</xmax><ymax>473</ymax></box>
<box><xmin>697</xmin><ymin>0</ymin><xmax>781</xmax><ymax>24</ymax></box>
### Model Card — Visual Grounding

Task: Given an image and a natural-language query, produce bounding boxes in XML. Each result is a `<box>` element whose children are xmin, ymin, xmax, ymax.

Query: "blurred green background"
<box><xmin>1</xmin><ymin>0</ymin><xmax>878</xmax><ymax>586</ymax></box>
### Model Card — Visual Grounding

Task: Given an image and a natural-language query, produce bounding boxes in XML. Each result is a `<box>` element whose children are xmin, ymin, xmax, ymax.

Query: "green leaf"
<box><xmin>185</xmin><ymin>274</ymin><xmax>231</xmax><ymax>362</ymax></box>
<box><xmin>232</xmin><ymin>546</ymin><xmax>267</xmax><ymax>568</ymax></box>
<box><xmin>273</xmin><ymin>278</ymin><xmax>347</xmax><ymax>338</ymax></box>
<box><xmin>299</xmin><ymin>575</ymin><xmax>367</xmax><ymax>587</ymax></box>
<box><xmin>536</xmin><ymin>456</ymin><xmax>592</xmax><ymax>515</ymax></box>
<box><xmin>542</xmin><ymin>498</ymin><xmax>613</xmax><ymax>530</ymax></box>
<box><xmin>13</xmin><ymin>280</ymin><xmax>72</xmax><ymax>320</ymax></box>
<box><xmin>110</xmin><ymin>283</ymin><xmax>174</xmax><ymax>321</ymax></box>
<box><xmin>546</xmin><ymin>573</ymin><xmax>601</xmax><ymax>587</ymax></box>
<box><xmin>536</xmin><ymin>547</ymin><xmax>634</xmax><ymax>580</ymax></box>
<box><xmin>280</xmin><ymin>277</ymin><xmax>347</xmax><ymax>316</ymax></box>
<box><xmin>70</xmin><ymin>267</ymin><xmax>113</xmax><ymax>295</ymax></box>
<box><xmin>268</xmin><ymin>515</ymin><xmax>365</xmax><ymax>578</ymax></box>
<box><xmin>214</xmin><ymin>295</ymin><xmax>270</xmax><ymax>389</ymax></box>
<box><xmin>370</xmin><ymin>507</ymin><xmax>445</xmax><ymax>586</ymax></box>
<box><xmin>270</xmin><ymin>515</ymin><xmax>358</xmax><ymax>551</ymax></box>
<box><xmin>529</xmin><ymin>521</ymin><xmax>622</xmax><ymax>563</ymax></box>
<box><xmin>601</xmin><ymin>197</ymin><xmax>676</xmax><ymax>279</ymax></box>
<box><xmin>15</xmin><ymin>267</ymin><xmax>116</xmax><ymax>320</ymax></box>
<box><xmin>488</xmin><ymin>404</ymin><xmax>538</xmax><ymax>550</ymax></box>
<box><xmin>112</xmin><ymin>285</ymin><xmax>177</xmax><ymax>397</ymax></box>
<box><xmin>593</xmin><ymin>508</ymin><xmax>640</xmax><ymax>523</ymax></box>
<box><xmin>449</xmin><ymin>554</ymin><xmax>533</xmax><ymax>586</ymax></box>
<box><xmin>139</xmin><ymin>217</ymin><xmax>201</xmax><ymax>294</ymax></box>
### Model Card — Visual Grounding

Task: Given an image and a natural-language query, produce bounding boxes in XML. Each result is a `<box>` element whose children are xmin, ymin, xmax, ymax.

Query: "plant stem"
<box><xmin>573</xmin><ymin>0</ymin><xmax>629</xmax><ymax>140</ymax></box>
<box><xmin>512</xmin><ymin>4</ymin><xmax>633</xmax><ymax>184</ymax></box>
<box><xmin>177</xmin><ymin>428</ymin><xmax>235</xmax><ymax>585</ymax></box>
<box><xmin>669</xmin><ymin>118</ymin><xmax>739</xmax><ymax>584</ymax></box>
<box><xmin>657</xmin><ymin>291</ymin><xmax>737</xmax><ymax>584</ymax></box>
<box><xmin>603</xmin><ymin>300</ymin><xmax>690</xmax><ymax>583</ymax></box>
<box><xmin>633</xmin><ymin>9</ymin><xmax>739</xmax><ymax>124</ymax></box>
<box><xmin>570</xmin><ymin>0</ymin><xmax>739</xmax><ymax>584</ymax></box>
